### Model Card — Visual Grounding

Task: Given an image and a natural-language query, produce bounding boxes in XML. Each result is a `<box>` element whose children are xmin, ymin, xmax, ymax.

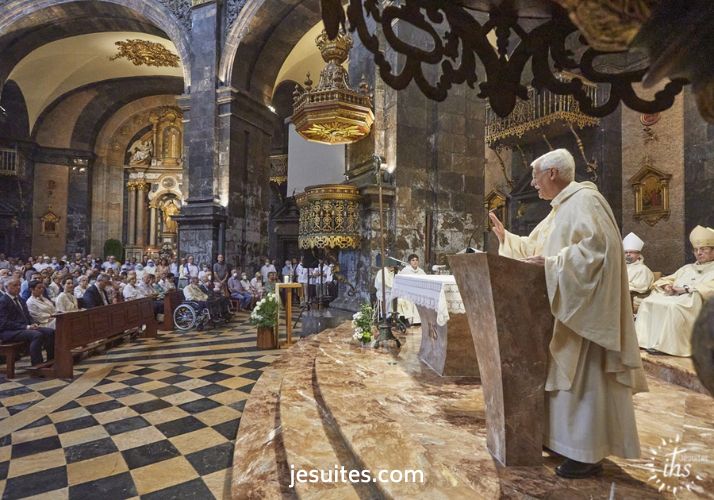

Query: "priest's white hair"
<box><xmin>532</xmin><ymin>148</ymin><xmax>575</xmax><ymax>182</ymax></box>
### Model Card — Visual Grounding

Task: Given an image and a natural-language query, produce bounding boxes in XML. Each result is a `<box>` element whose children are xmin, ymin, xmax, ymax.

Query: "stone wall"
<box><xmin>683</xmin><ymin>87</ymin><xmax>714</xmax><ymax>259</ymax></box>
<box><xmin>31</xmin><ymin>162</ymin><xmax>68</xmax><ymax>257</ymax></box>
<box><xmin>621</xmin><ymin>91</ymin><xmax>685</xmax><ymax>275</ymax></box>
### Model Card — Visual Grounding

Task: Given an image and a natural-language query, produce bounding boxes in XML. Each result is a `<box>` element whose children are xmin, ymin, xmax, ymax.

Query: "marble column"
<box><xmin>149</xmin><ymin>206</ymin><xmax>157</xmax><ymax>247</ymax></box>
<box><xmin>174</xmin><ymin>0</ymin><xmax>226</xmax><ymax>265</ymax></box>
<box><xmin>127</xmin><ymin>183</ymin><xmax>137</xmax><ymax>245</ymax></box>
<box><xmin>136</xmin><ymin>183</ymin><xmax>147</xmax><ymax>247</ymax></box>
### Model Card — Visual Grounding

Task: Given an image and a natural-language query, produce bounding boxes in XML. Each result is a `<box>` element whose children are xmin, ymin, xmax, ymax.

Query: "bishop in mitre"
<box><xmin>623</xmin><ymin>232</ymin><xmax>654</xmax><ymax>311</ymax></box>
<box><xmin>489</xmin><ymin>149</ymin><xmax>647</xmax><ymax>479</ymax></box>
<box><xmin>635</xmin><ymin>225</ymin><xmax>714</xmax><ymax>356</ymax></box>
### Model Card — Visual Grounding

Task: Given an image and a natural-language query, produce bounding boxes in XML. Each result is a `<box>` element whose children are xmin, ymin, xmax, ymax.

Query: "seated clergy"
<box><xmin>55</xmin><ymin>277</ymin><xmax>79</xmax><ymax>313</ymax></box>
<box><xmin>397</xmin><ymin>254</ymin><xmax>426</xmax><ymax>325</ymax></box>
<box><xmin>636</xmin><ymin>225</ymin><xmax>714</xmax><ymax>356</ymax></box>
<box><xmin>26</xmin><ymin>281</ymin><xmax>57</xmax><ymax>329</ymax></box>
<box><xmin>623</xmin><ymin>232</ymin><xmax>655</xmax><ymax>309</ymax></box>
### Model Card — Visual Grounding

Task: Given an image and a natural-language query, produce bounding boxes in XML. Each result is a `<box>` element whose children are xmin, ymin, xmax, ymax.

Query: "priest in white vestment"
<box><xmin>397</xmin><ymin>254</ymin><xmax>426</xmax><ymax>325</ymax></box>
<box><xmin>374</xmin><ymin>266</ymin><xmax>395</xmax><ymax>316</ymax></box>
<box><xmin>489</xmin><ymin>149</ymin><xmax>647</xmax><ymax>479</ymax></box>
<box><xmin>623</xmin><ymin>232</ymin><xmax>655</xmax><ymax>294</ymax></box>
<box><xmin>635</xmin><ymin>225</ymin><xmax>714</xmax><ymax>357</ymax></box>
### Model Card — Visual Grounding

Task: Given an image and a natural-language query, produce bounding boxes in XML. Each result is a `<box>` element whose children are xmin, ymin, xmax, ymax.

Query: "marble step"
<box><xmin>640</xmin><ymin>352</ymin><xmax>711</xmax><ymax>395</ymax></box>
<box><xmin>231</xmin><ymin>354</ymin><xmax>290</xmax><ymax>499</ymax></box>
<box><xmin>278</xmin><ymin>341</ymin><xmax>362</xmax><ymax>500</ymax></box>
<box><xmin>312</xmin><ymin>335</ymin><xmax>491</xmax><ymax>498</ymax></box>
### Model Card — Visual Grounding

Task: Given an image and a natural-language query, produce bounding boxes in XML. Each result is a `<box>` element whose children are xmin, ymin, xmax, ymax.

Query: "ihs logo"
<box><xmin>645</xmin><ymin>434</ymin><xmax>705</xmax><ymax>495</ymax></box>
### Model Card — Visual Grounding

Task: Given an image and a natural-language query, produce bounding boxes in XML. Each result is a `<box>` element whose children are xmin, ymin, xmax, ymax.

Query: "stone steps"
<box><xmin>640</xmin><ymin>351</ymin><xmax>711</xmax><ymax>395</ymax></box>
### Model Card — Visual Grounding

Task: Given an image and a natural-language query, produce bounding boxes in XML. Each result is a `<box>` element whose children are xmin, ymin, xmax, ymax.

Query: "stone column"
<box><xmin>136</xmin><ymin>183</ymin><xmax>148</xmax><ymax>247</ymax></box>
<box><xmin>174</xmin><ymin>0</ymin><xmax>226</xmax><ymax>265</ymax></box>
<box><xmin>149</xmin><ymin>206</ymin><xmax>157</xmax><ymax>247</ymax></box>
<box><xmin>127</xmin><ymin>182</ymin><xmax>137</xmax><ymax>245</ymax></box>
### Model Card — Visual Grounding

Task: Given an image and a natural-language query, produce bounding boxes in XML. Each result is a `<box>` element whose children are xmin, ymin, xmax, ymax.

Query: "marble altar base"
<box><xmin>416</xmin><ymin>307</ymin><xmax>479</xmax><ymax>377</ymax></box>
<box><xmin>232</xmin><ymin>322</ymin><xmax>714</xmax><ymax>499</ymax></box>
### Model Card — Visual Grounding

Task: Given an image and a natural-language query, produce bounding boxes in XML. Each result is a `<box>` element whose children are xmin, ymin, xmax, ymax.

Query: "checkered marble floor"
<box><xmin>0</xmin><ymin>312</ymin><xmax>295</xmax><ymax>499</ymax></box>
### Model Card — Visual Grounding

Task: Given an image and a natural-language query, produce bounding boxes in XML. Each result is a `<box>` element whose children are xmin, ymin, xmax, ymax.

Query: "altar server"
<box><xmin>397</xmin><ymin>254</ymin><xmax>426</xmax><ymax>325</ymax></box>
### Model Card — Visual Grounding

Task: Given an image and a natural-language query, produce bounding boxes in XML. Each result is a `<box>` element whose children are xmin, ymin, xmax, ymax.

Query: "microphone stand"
<box><xmin>373</xmin><ymin>156</ymin><xmax>400</xmax><ymax>349</ymax></box>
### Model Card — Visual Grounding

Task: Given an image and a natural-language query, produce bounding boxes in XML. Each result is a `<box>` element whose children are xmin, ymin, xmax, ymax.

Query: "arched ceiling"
<box><xmin>9</xmin><ymin>32</ymin><xmax>183</xmax><ymax>130</ymax></box>
<box><xmin>273</xmin><ymin>20</ymin><xmax>334</xmax><ymax>98</ymax></box>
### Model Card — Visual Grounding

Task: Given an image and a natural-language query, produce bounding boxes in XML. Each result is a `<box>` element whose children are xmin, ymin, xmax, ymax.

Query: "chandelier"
<box><xmin>319</xmin><ymin>1</ymin><xmax>714</xmax><ymax>121</ymax></box>
<box><xmin>291</xmin><ymin>30</ymin><xmax>374</xmax><ymax>145</ymax></box>
<box><xmin>296</xmin><ymin>184</ymin><xmax>361</xmax><ymax>249</ymax></box>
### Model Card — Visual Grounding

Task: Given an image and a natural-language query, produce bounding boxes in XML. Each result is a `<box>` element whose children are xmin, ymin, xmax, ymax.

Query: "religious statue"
<box><xmin>128</xmin><ymin>138</ymin><xmax>153</xmax><ymax>166</ymax></box>
<box><xmin>162</xmin><ymin>200</ymin><xmax>180</xmax><ymax>233</ymax></box>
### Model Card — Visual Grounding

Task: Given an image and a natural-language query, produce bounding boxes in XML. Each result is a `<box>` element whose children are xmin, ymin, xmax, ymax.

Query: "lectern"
<box><xmin>449</xmin><ymin>253</ymin><xmax>554</xmax><ymax>466</ymax></box>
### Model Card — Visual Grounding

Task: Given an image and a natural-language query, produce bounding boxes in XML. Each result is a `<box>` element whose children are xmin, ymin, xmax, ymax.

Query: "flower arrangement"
<box><xmin>250</xmin><ymin>292</ymin><xmax>279</xmax><ymax>329</ymax></box>
<box><xmin>352</xmin><ymin>303</ymin><xmax>375</xmax><ymax>344</ymax></box>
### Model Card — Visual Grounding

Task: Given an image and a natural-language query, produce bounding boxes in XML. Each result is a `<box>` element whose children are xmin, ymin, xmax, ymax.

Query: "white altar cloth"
<box><xmin>391</xmin><ymin>274</ymin><xmax>465</xmax><ymax>326</ymax></box>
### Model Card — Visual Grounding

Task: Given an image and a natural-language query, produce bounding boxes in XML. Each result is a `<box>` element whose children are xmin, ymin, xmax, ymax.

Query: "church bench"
<box><xmin>163</xmin><ymin>290</ymin><xmax>182</xmax><ymax>330</ymax></box>
<box><xmin>54</xmin><ymin>297</ymin><xmax>158</xmax><ymax>378</ymax></box>
<box><xmin>0</xmin><ymin>342</ymin><xmax>25</xmax><ymax>379</ymax></box>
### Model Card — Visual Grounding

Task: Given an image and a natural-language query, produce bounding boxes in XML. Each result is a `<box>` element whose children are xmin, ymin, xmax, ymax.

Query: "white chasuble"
<box><xmin>627</xmin><ymin>259</ymin><xmax>655</xmax><ymax>294</ymax></box>
<box><xmin>635</xmin><ymin>260</ymin><xmax>714</xmax><ymax>356</ymax></box>
<box><xmin>499</xmin><ymin>181</ymin><xmax>647</xmax><ymax>463</ymax></box>
<box><xmin>397</xmin><ymin>266</ymin><xmax>426</xmax><ymax>324</ymax></box>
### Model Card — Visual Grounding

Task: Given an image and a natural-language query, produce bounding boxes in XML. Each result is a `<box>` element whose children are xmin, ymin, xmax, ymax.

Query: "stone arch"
<box><xmin>0</xmin><ymin>0</ymin><xmax>191</xmax><ymax>90</ymax></box>
<box><xmin>91</xmin><ymin>94</ymin><xmax>180</xmax><ymax>254</ymax></box>
<box><xmin>219</xmin><ymin>0</ymin><xmax>321</xmax><ymax>103</ymax></box>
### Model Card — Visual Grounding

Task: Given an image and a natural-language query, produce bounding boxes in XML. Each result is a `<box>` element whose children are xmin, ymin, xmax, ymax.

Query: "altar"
<box><xmin>392</xmin><ymin>274</ymin><xmax>479</xmax><ymax>377</ymax></box>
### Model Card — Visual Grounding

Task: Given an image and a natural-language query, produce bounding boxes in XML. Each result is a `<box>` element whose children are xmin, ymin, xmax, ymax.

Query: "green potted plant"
<box><xmin>250</xmin><ymin>292</ymin><xmax>279</xmax><ymax>349</ymax></box>
<box><xmin>351</xmin><ymin>303</ymin><xmax>375</xmax><ymax>346</ymax></box>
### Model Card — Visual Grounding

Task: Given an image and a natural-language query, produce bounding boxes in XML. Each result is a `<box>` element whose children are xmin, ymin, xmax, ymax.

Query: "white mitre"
<box><xmin>689</xmin><ymin>225</ymin><xmax>714</xmax><ymax>248</ymax></box>
<box><xmin>623</xmin><ymin>232</ymin><xmax>644</xmax><ymax>252</ymax></box>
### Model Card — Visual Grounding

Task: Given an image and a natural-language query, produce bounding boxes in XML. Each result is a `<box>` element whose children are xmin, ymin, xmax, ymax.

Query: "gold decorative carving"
<box><xmin>40</xmin><ymin>211</ymin><xmax>60</xmax><ymax>235</ymax></box>
<box><xmin>297</xmin><ymin>184</ymin><xmax>361</xmax><ymax>249</ymax></box>
<box><xmin>161</xmin><ymin>199</ymin><xmax>180</xmax><ymax>234</ymax></box>
<box><xmin>629</xmin><ymin>158</ymin><xmax>671</xmax><ymax>226</ymax></box>
<box><xmin>292</xmin><ymin>30</ymin><xmax>374</xmax><ymax>145</ymax></box>
<box><xmin>485</xmin><ymin>72</ymin><xmax>599</xmax><ymax>148</ymax></box>
<box><xmin>553</xmin><ymin>0</ymin><xmax>656</xmax><ymax>51</ymax></box>
<box><xmin>485</xmin><ymin>190</ymin><xmax>508</xmax><ymax>230</ymax></box>
<box><xmin>269</xmin><ymin>154</ymin><xmax>288</xmax><ymax>184</ymax></box>
<box><xmin>110</xmin><ymin>39</ymin><xmax>180</xmax><ymax>68</ymax></box>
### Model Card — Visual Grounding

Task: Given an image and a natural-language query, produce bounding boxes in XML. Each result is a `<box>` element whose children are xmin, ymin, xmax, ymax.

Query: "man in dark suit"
<box><xmin>82</xmin><ymin>273</ymin><xmax>111</xmax><ymax>309</ymax></box>
<box><xmin>0</xmin><ymin>278</ymin><xmax>54</xmax><ymax>365</ymax></box>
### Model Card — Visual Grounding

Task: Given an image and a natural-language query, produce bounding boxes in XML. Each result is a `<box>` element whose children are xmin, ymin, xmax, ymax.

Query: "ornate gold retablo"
<box><xmin>297</xmin><ymin>184</ymin><xmax>361</xmax><ymax>249</ymax></box>
<box><xmin>292</xmin><ymin>30</ymin><xmax>373</xmax><ymax>145</ymax></box>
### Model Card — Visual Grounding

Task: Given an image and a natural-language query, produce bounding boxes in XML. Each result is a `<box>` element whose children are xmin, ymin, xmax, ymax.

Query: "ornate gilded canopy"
<box><xmin>292</xmin><ymin>30</ymin><xmax>374</xmax><ymax>145</ymax></box>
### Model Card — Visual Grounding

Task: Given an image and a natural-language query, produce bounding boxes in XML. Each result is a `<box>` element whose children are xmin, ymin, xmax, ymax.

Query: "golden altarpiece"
<box><xmin>124</xmin><ymin>107</ymin><xmax>184</xmax><ymax>261</ymax></box>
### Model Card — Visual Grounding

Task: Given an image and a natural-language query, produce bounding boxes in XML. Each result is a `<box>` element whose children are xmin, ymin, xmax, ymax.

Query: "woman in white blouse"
<box><xmin>56</xmin><ymin>277</ymin><xmax>79</xmax><ymax>313</ymax></box>
<box><xmin>123</xmin><ymin>276</ymin><xmax>140</xmax><ymax>301</ymax></box>
<box><xmin>27</xmin><ymin>280</ymin><xmax>57</xmax><ymax>329</ymax></box>
<box><xmin>74</xmin><ymin>275</ymin><xmax>89</xmax><ymax>298</ymax></box>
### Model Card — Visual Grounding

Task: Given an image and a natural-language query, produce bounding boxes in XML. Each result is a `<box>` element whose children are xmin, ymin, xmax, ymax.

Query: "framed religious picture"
<box><xmin>629</xmin><ymin>161</ymin><xmax>672</xmax><ymax>226</ymax></box>
<box><xmin>40</xmin><ymin>211</ymin><xmax>60</xmax><ymax>236</ymax></box>
<box><xmin>484</xmin><ymin>189</ymin><xmax>508</xmax><ymax>230</ymax></box>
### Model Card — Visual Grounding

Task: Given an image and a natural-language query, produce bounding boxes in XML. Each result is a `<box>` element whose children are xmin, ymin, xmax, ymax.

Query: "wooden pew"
<box><xmin>0</xmin><ymin>342</ymin><xmax>25</xmax><ymax>379</ymax></box>
<box><xmin>163</xmin><ymin>290</ymin><xmax>182</xmax><ymax>331</ymax></box>
<box><xmin>54</xmin><ymin>297</ymin><xmax>157</xmax><ymax>378</ymax></box>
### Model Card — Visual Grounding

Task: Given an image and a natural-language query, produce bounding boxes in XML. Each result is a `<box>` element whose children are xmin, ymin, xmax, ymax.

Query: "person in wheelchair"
<box><xmin>199</xmin><ymin>274</ymin><xmax>232</xmax><ymax>320</ymax></box>
<box><xmin>183</xmin><ymin>276</ymin><xmax>220</xmax><ymax>320</ymax></box>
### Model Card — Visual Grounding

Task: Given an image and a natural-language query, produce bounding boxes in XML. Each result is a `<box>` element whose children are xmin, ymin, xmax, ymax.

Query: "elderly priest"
<box><xmin>489</xmin><ymin>149</ymin><xmax>647</xmax><ymax>479</ymax></box>
<box><xmin>636</xmin><ymin>225</ymin><xmax>714</xmax><ymax>356</ymax></box>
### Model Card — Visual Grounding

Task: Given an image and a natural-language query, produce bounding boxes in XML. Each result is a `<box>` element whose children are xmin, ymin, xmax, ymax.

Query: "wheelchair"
<box><xmin>173</xmin><ymin>301</ymin><xmax>212</xmax><ymax>331</ymax></box>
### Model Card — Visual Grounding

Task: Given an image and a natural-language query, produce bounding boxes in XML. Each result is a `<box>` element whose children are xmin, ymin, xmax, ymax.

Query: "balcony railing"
<box><xmin>0</xmin><ymin>147</ymin><xmax>18</xmax><ymax>176</ymax></box>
